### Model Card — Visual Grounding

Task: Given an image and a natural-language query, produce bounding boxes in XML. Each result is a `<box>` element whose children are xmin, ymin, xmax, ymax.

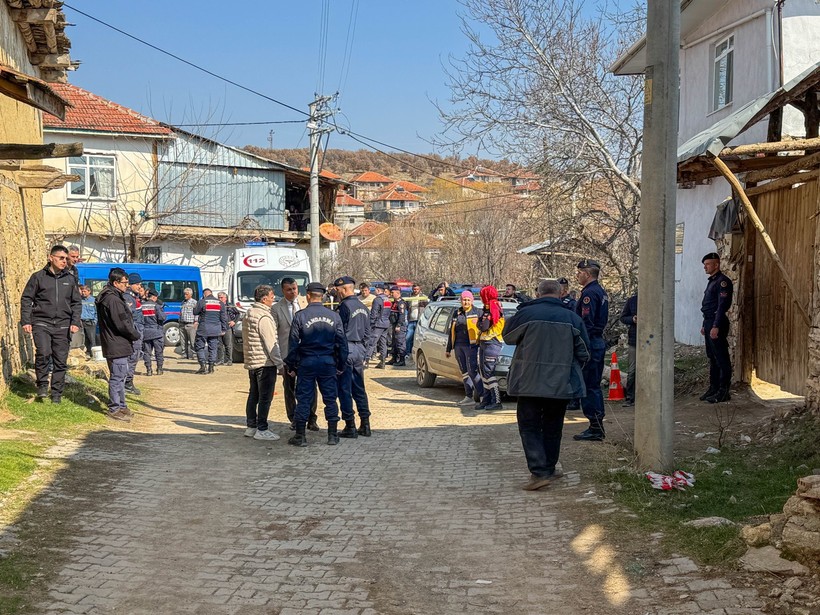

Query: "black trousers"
<box><xmin>82</xmin><ymin>320</ymin><xmax>98</xmax><ymax>356</ymax></box>
<box><xmin>704</xmin><ymin>320</ymin><xmax>732</xmax><ymax>390</ymax></box>
<box><xmin>33</xmin><ymin>323</ymin><xmax>71</xmax><ymax>395</ymax></box>
<box><xmin>218</xmin><ymin>328</ymin><xmax>234</xmax><ymax>363</ymax></box>
<box><xmin>246</xmin><ymin>366</ymin><xmax>276</xmax><ymax>431</ymax></box>
<box><xmin>516</xmin><ymin>397</ymin><xmax>567</xmax><ymax>478</ymax></box>
<box><xmin>282</xmin><ymin>368</ymin><xmax>317</xmax><ymax>424</ymax></box>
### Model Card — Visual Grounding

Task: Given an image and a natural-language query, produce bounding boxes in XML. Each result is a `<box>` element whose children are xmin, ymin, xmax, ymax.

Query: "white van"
<box><xmin>231</xmin><ymin>244</ymin><xmax>312</xmax><ymax>311</ymax></box>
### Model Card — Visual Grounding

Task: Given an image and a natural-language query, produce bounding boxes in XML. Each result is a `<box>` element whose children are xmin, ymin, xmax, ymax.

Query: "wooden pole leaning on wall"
<box><xmin>711</xmin><ymin>156</ymin><xmax>811</xmax><ymax>327</ymax></box>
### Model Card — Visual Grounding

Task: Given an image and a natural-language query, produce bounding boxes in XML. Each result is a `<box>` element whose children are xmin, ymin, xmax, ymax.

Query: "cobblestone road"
<box><xmin>16</xmin><ymin>356</ymin><xmax>767</xmax><ymax>614</ymax></box>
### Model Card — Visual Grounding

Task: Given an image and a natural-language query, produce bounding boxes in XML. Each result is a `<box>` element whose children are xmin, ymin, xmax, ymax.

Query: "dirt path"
<box><xmin>2</xmin><ymin>353</ymin><xmax>773</xmax><ymax>614</ymax></box>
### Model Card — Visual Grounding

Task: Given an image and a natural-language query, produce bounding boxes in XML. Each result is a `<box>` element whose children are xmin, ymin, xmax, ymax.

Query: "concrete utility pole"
<box><xmin>308</xmin><ymin>95</ymin><xmax>333</xmax><ymax>282</ymax></box>
<box><xmin>635</xmin><ymin>1</ymin><xmax>680</xmax><ymax>471</ymax></box>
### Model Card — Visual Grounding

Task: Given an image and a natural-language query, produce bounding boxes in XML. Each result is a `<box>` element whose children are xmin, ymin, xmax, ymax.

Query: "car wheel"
<box><xmin>416</xmin><ymin>351</ymin><xmax>437</xmax><ymax>388</ymax></box>
<box><xmin>163</xmin><ymin>322</ymin><xmax>181</xmax><ymax>347</ymax></box>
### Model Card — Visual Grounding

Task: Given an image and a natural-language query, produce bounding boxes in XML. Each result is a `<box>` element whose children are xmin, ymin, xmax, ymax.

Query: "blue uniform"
<box><xmin>561</xmin><ymin>296</ymin><xmax>577</xmax><ymax>311</ymax></box>
<box><xmin>576</xmin><ymin>280</ymin><xmax>609</xmax><ymax>432</ymax></box>
<box><xmin>141</xmin><ymin>298</ymin><xmax>166</xmax><ymax>370</ymax></box>
<box><xmin>702</xmin><ymin>271</ymin><xmax>733</xmax><ymax>392</ymax></box>
<box><xmin>389</xmin><ymin>297</ymin><xmax>409</xmax><ymax>361</ymax></box>
<box><xmin>337</xmin><ymin>295</ymin><xmax>371</xmax><ymax>421</ymax></box>
<box><xmin>286</xmin><ymin>303</ymin><xmax>349</xmax><ymax>430</ymax></box>
<box><xmin>368</xmin><ymin>293</ymin><xmax>390</xmax><ymax>361</ymax></box>
<box><xmin>124</xmin><ymin>291</ymin><xmax>144</xmax><ymax>382</ymax></box>
<box><xmin>194</xmin><ymin>295</ymin><xmax>227</xmax><ymax>365</ymax></box>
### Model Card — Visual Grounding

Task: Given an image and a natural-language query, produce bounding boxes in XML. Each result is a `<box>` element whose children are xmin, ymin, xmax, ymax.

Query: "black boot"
<box><xmin>357</xmin><ymin>417</ymin><xmax>371</xmax><ymax>437</ymax></box>
<box><xmin>124</xmin><ymin>381</ymin><xmax>141</xmax><ymax>395</ymax></box>
<box><xmin>288</xmin><ymin>426</ymin><xmax>308</xmax><ymax>447</ymax></box>
<box><xmin>706</xmin><ymin>388</ymin><xmax>731</xmax><ymax>403</ymax></box>
<box><xmin>699</xmin><ymin>387</ymin><xmax>718</xmax><ymax>401</ymax></box>
<box><xmin>327</xmin><ymin>422</ymin><xmax>340</xmax><ymax>445</ymax></box>
<box><xmin>394</xmin><ymin>358</ymin><xmax>406</xmax><ymax>367</ymax></box>
<box><xmin>207</xmin><ymin>363</ymin><xmax>215</xmax><ymax>374</ymax></box>
<box><xmin>145</xmin><ymin>365</ymin><xmax>153</xmax><ymax>377</ymax></box>
<box><xmin>196</xmin><ymin>363</ymin><xmax>208</xmax><ymax>374</ymax></box>
<box><xmin>375</xmin><ymin>358</ymin><xmax>385</xmax><ymax>369</ymax></box>
<box><xmin>385</xmin><ymin>357</ymin><xmax>396</xmax><ymax>366</ymax></box>
<box><xmin>339</xmin><ymin>420</ymin><xmax>358</xmax><ymax>439</ymax></box>
<box><xmin>156</xmin><ymin>366</ymin><xmax>164</xmax><ymax>376</ymax></box>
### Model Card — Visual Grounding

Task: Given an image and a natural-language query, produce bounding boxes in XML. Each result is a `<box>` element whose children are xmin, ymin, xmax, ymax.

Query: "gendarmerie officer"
<box><xmin>387</xmin><ymin>286</ymin><xmax>408</xmax><ymax>366</ymax></box>
<box><xmin>124</xmin><ymin>273</ymin><xmax>144</xmax><ymax>395</ymax></box>
<box><xmin>559</xmin><ymin>277</ymin><xmax>576</xmax><ymax>311</ymax></box>
<box><xmin>700</xmin><ymin>252</ymin><xmax>733</xmax><ymax>403</ymax></box>
<box><xmin>368</xmin><ymin>284</ymin><xmax>390</xmax><ymax>369</ymax></box>
<box><xmin>574</xmin><ymin>259</ymin><xmax>609</xmax><ymax>441</ymax></box>
<box><xmin>334</xmin><ymin>276</ymin><xmax>372</xmax><ymax>438</ymax></box>
<box><xmin>194</xmin><ymin>288</ymin><xmax>228</xmax><ymax>374</ymax></box>
<box><xmin>141</xmin><ymin>289</ymin><xmax>166</xmax><ymax>376</ymax></box>
<box><xmin>285</xmin><ymin>282</ymin><xmax>349</xmax><ymax>447</ymax></box>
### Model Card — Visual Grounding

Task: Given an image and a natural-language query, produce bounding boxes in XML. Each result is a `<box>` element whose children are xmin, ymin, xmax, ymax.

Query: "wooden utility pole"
<box><xmin>635</xmin><ymin>1</ymin><xmax>680</xmax><ymax>471</ymax></box>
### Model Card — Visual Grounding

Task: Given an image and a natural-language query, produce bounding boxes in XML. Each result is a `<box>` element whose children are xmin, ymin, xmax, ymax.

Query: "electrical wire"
<box><xmin>317</xmin><ymin>0</ymin><xmax>330</xmax><ymax>93</ymax></box>
<box><xmin>336</xmin><ymin>0</ymin><xmax>360</xmax><ymax>96</ymax></box>
<box><xmin>170</xmin><ymin>120</ymin><xmax>305</xmax><ymax>127</ymax></box>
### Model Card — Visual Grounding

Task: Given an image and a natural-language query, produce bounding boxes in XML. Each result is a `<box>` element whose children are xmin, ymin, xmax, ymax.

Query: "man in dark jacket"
<box><xmin>194</xmin><ymin>288</ymin><xmax>228</xmax><ymax>374</ymax></box>
<box><xmin>387</xmin><ymin>286</ymin><xmax>408</xmax><ymax>366</ymax></box>
<box><xmin>334</xmin><ymin>276</ymin><xmax>372</xmax><ymax>438</ymax></box>
<box><xmin>217</xmin><ymin>291</ymin><xmax>240</xmax><ymax>366</ymax></box>
<box><xmin>141</xmin><ymin>289</ymin><xmax>166</xmax><ymax>376</ymax></box>
<box><xmin>503</xmin><ymin>279</ymin><xmax>591</xmax><ymax>491</ymax></box>
<box><xmin>620</xmin><ymin>293</ymin><xmax>638</xmax><ymax>407</ymax></box>
<box><xmin>367</xmin><ymin>285</ymin><xmax>390</xmax><ymax>369</ymax></box>
<box><xmin>123</xmin><ymin>273</ymin><xmax>144</xmax><ymax>395</ymax></box>
<box><xmin>96</xmin><ymin>268</ymin><xmax>141</xmax><ymax>421</ymax></box>
<box><xmin>20</xmin><ymin>245</ymin><xmax>82</xmax><ymax>403</ymax></box>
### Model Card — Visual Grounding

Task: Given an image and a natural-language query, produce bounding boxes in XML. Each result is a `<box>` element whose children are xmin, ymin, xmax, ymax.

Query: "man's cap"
<box><xmin>127</xmin><ymin>273</ymin><xmax>142</xmax><ymax>284</ymax></box>
<box><xmin>390</xmin><ymin>285</ymin><xmax>401</xmax><ymax>292</ymax></box>
<box><xmin>702</xmin><ymin>252</ymin><xmax>721</xmax><ymax>263</ymax></box>
<box><xmin>557</xmin><ymin>277</ymin><xmax>569</xmax><ymax>285</ymax></box>
<box><xmin>577</xmin><ymin>258</ymin><xmax>600</xmax><ymax>270</ymax></box>
<box><xmin>374</xmin><ymin>283</ymin><xmax>384</xmax><ymax>289</ymax></box>
<box><xmin>146</xmin><ymin>288</ymin><xmax>158</xmax><ymax>298</ymax></box>
<box><xmin>333</xmin><ymin>275</ymin><xmax>355</xmax><ymax>287</ymax></box>
<box><xmin>306</xmin><ymin>282</ymin><xmax>326</xmax><ymax>294</ymax></box>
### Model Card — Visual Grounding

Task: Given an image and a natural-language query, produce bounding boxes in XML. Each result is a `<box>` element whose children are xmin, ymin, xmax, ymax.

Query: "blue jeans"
<box><xmin>580</xmin><ymin>337</ymin><xmax>606</xmax><ymax>430</ymax></box>
<box><xmin>246</xmin><ymin>366</ymin><xmax>276</xmax><ymax>431</ymax></box>
<box><xmin>106</xmin><ymin>357</ymin><xmax>129</xmax><ymax>412</ymax></box>
<box><xmin>405</xmin><ymin>321</ymin><xmax>418</xmax><ymax>356</ymax></box>
<box><xmin>517</xmin><ymin>397</ymin><xmax>567</xmax><ymax>477</ymax></box>
<box><xmin>337</xmin><ymin>343</ymin><xmax>370</xmax><ymax>421</ymax></box>
<box><xmin>454</xmin><ymin>344</ymin><xmax>482</xmax><ymax>398</ymax></box>
<box><xmin>294</xmin><ymin>356</ymin><xmax>340</xmax><ymax>430</ymax></box>
<box><xmin>479</xmin><ymin>340</ymin><xmax>502</xmax><ymax>406</ymax></box>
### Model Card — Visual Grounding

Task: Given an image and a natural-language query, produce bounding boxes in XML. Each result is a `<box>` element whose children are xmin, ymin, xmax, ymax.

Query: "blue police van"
<box><xmin>76</xmin><ymin>263</ymin><xmax>202</xmax><ymax>347</ymax></box>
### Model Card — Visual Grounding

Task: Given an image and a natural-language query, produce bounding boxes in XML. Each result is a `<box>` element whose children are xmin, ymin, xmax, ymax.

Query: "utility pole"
<box><xmin>268</xmin><ymin>130</ymin><xmax>274</xmax><ymax>150</ymax></box>
<box><xmin>308</xmin><ymin>94</ymin><xmax>334</xmax><ymax>282</ymax></box>
<box><xmin>635</xmin><ymin>1</ymin><xmax>680</xmax><ymax>471</ymax></box>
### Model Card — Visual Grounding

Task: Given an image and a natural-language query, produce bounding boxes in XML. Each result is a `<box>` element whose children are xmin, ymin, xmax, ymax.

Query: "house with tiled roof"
<box><xmin>334</xmin><ymin>191</ymin><xmax>366</xmax><ymax>230</ymax></box>
<box><xmin>453</xmin><ymin>165</ymin><xmax>506</xmax><ymax>183</ymax></box>
<box><xmin>41</xmin><ymin>82</ymin><xmax>343</xmax><ymax>290</ymax></box>
<box><xmin>301</xmin><ymin>166</ymin><xmax>342</xmax><ymax>179</ymax></box>
<box><xmin>346</xmin><ymin>220</ymin><xmax>388</xmax><ymax>246</ymax></box>
<box><xmin>349</xmin><ymin>170</ymin><xmax>395</xmax><ymax>202</ymax></box>
<box><xmin>385</xmin><ymin>179</ymin><xmax>428</xmax><ymax>194</ymax></box>
<box><xmin>367</xmin><ymin>186</ymin><xmax>425</xmax><ymax>222</ymax></box>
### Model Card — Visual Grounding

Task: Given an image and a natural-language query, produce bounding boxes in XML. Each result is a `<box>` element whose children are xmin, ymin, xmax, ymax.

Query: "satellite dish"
<box><xmin>319</xmin><ymin>223</ymin><xmax>344</xmax><ymax>242</ymax></box>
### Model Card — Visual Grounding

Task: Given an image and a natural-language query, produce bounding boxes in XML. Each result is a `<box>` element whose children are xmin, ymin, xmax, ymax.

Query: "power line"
<box><xmin>170</xmin><ymin>120</ymin><xmax>305</xmax><ymax>127</ymax></box>
<box><xmin>337</xmin><ymin>0</ymin><xmax>360</xmax><ymax>96</ymax></box>
<box><xmin>63</xmin><ymin>3</ymin><xmax>309</xmax><ymax>118</ymax></box>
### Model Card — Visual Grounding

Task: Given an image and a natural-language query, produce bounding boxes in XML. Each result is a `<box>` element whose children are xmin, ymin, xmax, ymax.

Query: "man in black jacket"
<box><xmin>20</xmin><ymin>245</ymin><xmax>82</xmax><ymax>403</ymax></box>
<box><xmin>217</xmin><ymin>291</ymin><xmax>240</xmax><ymax>366</ymax></box>
<box><xmin>620</xmin><ymin>293</ymin><xmax>638</xmax><ymax>407</ymax></box>
<box><xmin>96</xmin><ymin>268</ymin><xmax>141</xmax><ymax>421</ymax></box>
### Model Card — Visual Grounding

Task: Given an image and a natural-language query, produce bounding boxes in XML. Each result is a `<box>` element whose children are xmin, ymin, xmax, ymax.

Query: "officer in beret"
<box><xmin>334</xmin><ymin>276</ymin><xmax>373</xmax><ymax>438</ymax></box>
<box><xmin>285</xmin><ymin>282</ymin><xmax>349</xmax><ymax>447</ymax></box>
<box><xmin>368</xmin><ymin>284</ymin><xmax>390</xmax><ymax>368</ymax></box>
<box><xmin>124</xmin><ymin>272</ymin><xmax>145</xmax><ymax>395</ymax></box>
<box><xmin>141</xmin><ymin>288</ymin><xmax>166</xmax><ymax>376</ymax></box>
<box><xmin>387</xmin><ymin>286</ymin><xmax>408</xmax><ymax>367</ymax></box>
<box><xmin>574</xmin><ymin>259</ymin><xmax>609</xmax><ymax>441</ymax></box>
<box><xmin>194</xmin><ymin>288</ymin><xmax>228</xmax><ymax>374</ymax></box>
<box><xmin>700</xmin><ymin>252</ymin><xmax>733</xmax><ymax>403</ymax></box>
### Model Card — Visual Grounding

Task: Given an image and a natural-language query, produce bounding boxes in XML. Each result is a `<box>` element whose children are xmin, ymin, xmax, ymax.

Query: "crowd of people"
<box><xmin>20</xmin><ymin>246</ymin><xmax>734</xmax><ymax>488</ymax></box>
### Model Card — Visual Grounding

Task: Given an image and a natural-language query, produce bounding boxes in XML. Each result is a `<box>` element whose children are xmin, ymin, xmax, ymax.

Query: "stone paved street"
<box><xmin>7</xmin><ymin>356</ymin><xmax>768</xmax><ymax>614</ymax></box>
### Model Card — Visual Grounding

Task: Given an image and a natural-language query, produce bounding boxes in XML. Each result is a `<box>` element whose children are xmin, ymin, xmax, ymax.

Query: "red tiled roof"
<box><xmin>43</xmin><ymin>83</ymin><xmax>173</xmax><ymax>136</ymax></box>
<box><xmin>368</xmin><ymin>187</ymin><xmax>423</xmax><ymax>202</ymax></box>
<box><xmin>348</xmin><ymin>220</ymin><xmax>388</xmax><ymax>237</ymax></box>
<box><xmin>301</xmin><ymin>166</ymin><xmax>342</xmax><ymax>179</ymax></box>
<box><xmin>514</xmin><ymin>180</ymin><xmax>542</xmax><ymax>191</ymax></box>
<box><xmin>385</xmin><ymin>180</ymin><xmax>428</xmax><ymax>193</ymax></box>
<box><xmin>351</xmin><ymin>171</ymin><xmax>395</xmax><ymax>184</ymax></box>
<box><xmin>335</xmin><ymin>192</ymin><xmax>365</xmax><ymax>207</ymax></box>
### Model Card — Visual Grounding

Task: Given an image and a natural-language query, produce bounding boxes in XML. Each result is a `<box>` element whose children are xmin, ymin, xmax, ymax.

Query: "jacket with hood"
<box><xmin>96</xmin><ymin>284</ymin><xmax>141</xmax><ymax>359</ymax></box>
<box><xmin>21</xmin><ymin>264</ymin><xmax>81</xmax><ymax>328</ymax></box>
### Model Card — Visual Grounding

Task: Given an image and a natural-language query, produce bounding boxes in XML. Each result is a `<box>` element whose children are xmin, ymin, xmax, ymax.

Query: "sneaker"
<box><xmin>121</xmin><ymin>408</ymin><xmax>133</xmax><ymax>417</ymax></box>
<box><xmin>481</xmin><ymin>403</ymin><xmax>504</xmax><ymax>411</ymax></box>
<box><xmin>244</xmin><ymin>427</ymin><xmax>257</xmax><ymax>437</ymax></box>
<box><xmin>573</xmin><ymin>429</ymin><xmax>605</xmax><ymax>441</ymax></box>
<box><xmin>253</xmin><ymin>429</ymin><xmax>280</xmax><ymax>441</ymax></box>
<box><xmin>457</xmin><ymin>396</ymin><xmax>473</xmax><ymax>406</ymax></box>
<box><xmin>36</xmin><ymin>386</ymin><xmax>48</xmax><ymax>400</ymax></box>
<box><xmin>124</xmin><ymin>384</ymin><xmax>141</xmax><ymax>395</ymax></box>
<box><xmin>50</xmin><ymin>395</ymin><xmax>61</xmax><ymax>404</ymax></box>
<box><xmin>522</xmin><ymin>470</ymin><xmax>565</xmax><ymax>491</ymax></box>
<box><xmin>474</xmin><ymin>402</ymin><xmax>487</xmax><ymax>411</ymax></box>
<box><xmin>108</xmin><ymin>409</ymin><xmax>131</xmax><ymax>422</ymax></box>
<box><xmin>622</xmin><ymin>400</ymin><xmax>634</xmax><ymax>408</ymax></box>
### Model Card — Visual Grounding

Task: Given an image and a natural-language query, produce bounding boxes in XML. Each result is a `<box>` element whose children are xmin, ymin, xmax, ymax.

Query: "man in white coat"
<box><xmin>272</xmin><ymin>277</ymin><xmax>318</xmax><ymax>431</ymax></box>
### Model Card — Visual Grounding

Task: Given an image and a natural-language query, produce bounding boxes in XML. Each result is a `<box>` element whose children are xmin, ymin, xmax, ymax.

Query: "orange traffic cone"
<box><xmin>607</xmin><ymin>352</ymin><xmax>625</xmax><ymax>401</ymax></box>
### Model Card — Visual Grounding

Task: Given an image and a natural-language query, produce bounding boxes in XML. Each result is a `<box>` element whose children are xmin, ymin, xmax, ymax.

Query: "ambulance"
<box><xmin>230</xmin><ymin>243</ymin><xmax>312</xmax><ymax>311</ymax></box>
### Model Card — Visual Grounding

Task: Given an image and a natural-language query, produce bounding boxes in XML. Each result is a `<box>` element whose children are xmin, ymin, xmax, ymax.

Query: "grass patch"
<box><xmin>0</xmin><ymin>442</ymin><xmax>42</xmax><ymax>494</ymax></box>
<box><xmin>603</xmin><ymin>413</ymin><xmax>820</xmax><ymax>566</ymax></box>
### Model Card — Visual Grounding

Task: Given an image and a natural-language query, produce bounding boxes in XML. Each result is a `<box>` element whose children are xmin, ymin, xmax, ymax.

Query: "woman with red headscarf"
<box><xmin>476</xmin><ymin>286</ymin><xmax>505</xmax><ymax>410</ymax></box>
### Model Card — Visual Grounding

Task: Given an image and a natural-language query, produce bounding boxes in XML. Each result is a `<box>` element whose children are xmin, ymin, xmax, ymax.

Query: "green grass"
<box><xmin>0</xmin><ymin>442</ymin><xmax>41</xmax><ymax>494</ymax></box>
<box><xmin>603</xmin><ymin>414</ymin><xmax>820</xmax><ymax>566</ymax></box>
<box><xmin>0</xmin><ymin>553</ymin><xmax>38</xmax><ymax>614</ymax></box>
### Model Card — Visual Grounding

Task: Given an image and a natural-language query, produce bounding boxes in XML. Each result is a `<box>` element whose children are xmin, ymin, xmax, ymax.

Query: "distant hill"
<box><xmin>242</xmin><ymin>146</ymin><xmax>519</xmax><ymax>184</ymax></box>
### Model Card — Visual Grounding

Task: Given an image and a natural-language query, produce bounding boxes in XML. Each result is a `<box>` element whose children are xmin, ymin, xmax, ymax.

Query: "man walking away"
<box><xmin>141</xmin><ymin>289</ymin><xmax>166</xmax><ymax>376</ymax></box>
<box><xmin>387</xmin><ymin>286</ymin><xmax>408</xmax><ymax>366</ymax></box>
<box><xmin>700</xmin><ymin>253</ymin><xmax>733</xmax><ymax>403</ymax></box>
<box><xmin>96</xmin><ymin>268</ymin><xmax>141</xmax><ymax>422</ymax></box>
<box><xmin>503</xmin><ymin>279</ymin><xmax>590</xmax><ymax>491</ymax></box>
<box><xmin>20</xmin><ymin>245</ymin><xmax>81</xmax><ymax>403</ymax></box>
<box><xmin>123</xmin><ymin>273</ymin><xmax>144</xmax><ymax>395</ymax></box>
<box><xmin>285</xmin><ymin>282</ymin><xmax>348</xmax><ymax>447</ymax></box>
<box><xmin>194</xmin><ymin>288</ymin><xmax>227</xmax><ymax>374</ymax></box>
<box><xmin>217</xmin><ymin>291</ymin><xmax>240</xmax><ymax>366</ymax></box>
<box><xmin>368</xmin><ymin>284</ymin><xmax>390</xmax><ymax>368</ymax></box>
<box><xmin>334</xmin><ymin>276</ymin><xmax>372</xmax><ymax>438</ymax></box>
<box><xmin>79</xmin><ymin>285</ymin><xmax>98</xmax><ymax>358</ymax></box>
<box><xmin>620</xmin><ymin>292</ymin><xmax>638</xmax><ymax>407</ymax></box>
<box><xmin>243</xmin><ymin>284</ymin><xmax>284</xmax><ymax>441</ymax></box>
<box><xmin>179</xmin><ymin>287</ymin><xmax>197</xmax><ymax>359</ymax></box>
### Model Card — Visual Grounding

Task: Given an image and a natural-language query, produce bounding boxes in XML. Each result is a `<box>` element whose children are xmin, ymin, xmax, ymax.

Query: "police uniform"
<box><xmin>368</xmin><ymin>286</ymin><xmax>390</xmax><ymax>367</ymax></box>
<box><xmin>285</xmin><ymin>282</ymin><xmax>349</xmax><ymax>446</ymax></box>
<box><xmin>194</xmin><ymin>291</ymin><xmax>228</xmax><ymax>373</ymax></box>
<box><xmin>387</xmin><ymin>288</ymin><xmax>408</xmax><ymax>365</ymax></box>
<box><xmin>333</xmin><ymin>276</ymin><xmax>373</xmax><ymax>438</ymax></box>
<box><xmin>574</xmin><ymin>259</ymin><xmax>609</xmax><ymax>439</ymax></box>
<box><xmin>141</xmin><ymin>291</ymin><xmax>166</xmax><ymax>375</ymax></box>
<box><xmin>701</xmin><ymin>253</ymin><xmax>733</xmax><ymax>402</ymax></box>
<box><xmin>124</xmin><ymin>274</ymin><xmax>144</xmax><ymax>392</ymax></box>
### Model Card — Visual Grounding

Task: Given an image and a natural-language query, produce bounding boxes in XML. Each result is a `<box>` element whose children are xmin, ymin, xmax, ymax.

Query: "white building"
<box><xmin>613</xmin><ymin>0</ymin><xmax>820</xmax><ymax>344</ymax></box>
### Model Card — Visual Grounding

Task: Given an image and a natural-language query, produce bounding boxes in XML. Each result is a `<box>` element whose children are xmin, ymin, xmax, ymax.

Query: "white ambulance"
<box><xmin>231</xmin><ymin>243</ymin><xmax>312</xmax><ymax>311</ymax></box>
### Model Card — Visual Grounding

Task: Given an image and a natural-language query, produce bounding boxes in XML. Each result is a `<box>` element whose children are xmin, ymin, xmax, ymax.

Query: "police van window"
<box><xmin>237</xmin><ymin>271</ymin><xmax>310</xmax><ymax>301</ymax></box>
<box><xmin>142</xmin><ymin>280</ymin><xmax>199</xmax><ymax>302</ymax></box>
<box><xmin>430</xmin><ymin>307</ymin><xmax>455</xmax><ymax>333</ymax></box>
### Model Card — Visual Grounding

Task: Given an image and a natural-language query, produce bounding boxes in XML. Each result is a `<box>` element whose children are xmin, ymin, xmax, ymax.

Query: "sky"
<box><xmin>61</xmin><ymin>0</ymin><xmax>475</xmax><ymax>156</ymax></box>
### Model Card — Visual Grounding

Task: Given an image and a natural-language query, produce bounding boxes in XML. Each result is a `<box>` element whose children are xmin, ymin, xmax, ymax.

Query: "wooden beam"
<box><xmin>17</xmin><ymin>22</ymin><xmax>37</xmax><ymax>53</ymax></box>
<box><xmin>9</xmin><ymin>8</ymin><xmax>57</xmax><ymax>23</ymax></box>
<box><xmin>0</xmin><ymin>160</ymin><xmax>22</xmax><ymax>171</ymax></box>
<box><xmin>13</xmin><ymin>166</ymin><xmax>79</xmax><ymax>190</ymax></box>
<box><xmin>744</xmin><ymin>150</ymin><xmax>820</xmax><ymax>184</ymax></box>
<box><xmin>0</xmin><ymin>143</ymin><xmax>82</xmax><ymax>160</ymax></box>
<box><xmin>720</xmin><ymin>137</ymin><xmax>820</xmax><ymax>157</ymax></box>
<box><xmin>712</xmin><ymin>156</ymin><xmax>811</xmax><ymax>327</ymax></box>
<box><xmin>42</xmin><ymin>20</ymin><xmax>57</xmax><ymax>54</ymax></box>
<box><xmin>745</xmin><ymin>169</ymin><xmax>820</xmax><ymax>196</ymax></box>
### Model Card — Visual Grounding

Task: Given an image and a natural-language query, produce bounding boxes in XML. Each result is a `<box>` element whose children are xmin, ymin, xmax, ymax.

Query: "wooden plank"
<box><xmin>745</xmin><ymin>169</ymin><xmax>820</xmax><ymax>196</ymax></box>
<box><xmin>744</xmin><ymin>150</ymin><xmax>820</xmax><ymax>184</ymax></box>
<box><xmin>0</xmin><ymin>143</ymin><xmax>82</xmax><ymax>159</ymax></box>
<box><xmin>13</xmin><ymin>167</ymin><xmax>79</xmax><ymax>190</ymax></box>
<box><xmin>720</xmin><ymin>137</ymin><xmax>820</xmax><ymax>157</ymax></box>
<box><xmin>9</xmin><ymin>8</ymin><xmax>56</xmax><ymax>23</ymax></box>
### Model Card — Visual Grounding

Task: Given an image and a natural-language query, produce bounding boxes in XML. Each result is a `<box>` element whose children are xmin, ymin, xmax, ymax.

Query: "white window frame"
<box><xmin>68</xmin><ymin>153</ymin><xmax>117</xmax><ymax>200</ymax></box>
<box><xmin>711</xmin><ymin>34</ymin><xmax>734</xmax><ymax>112</ymax></box>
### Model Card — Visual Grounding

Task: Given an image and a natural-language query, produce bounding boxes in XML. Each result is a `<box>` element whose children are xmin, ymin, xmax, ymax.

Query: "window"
<box><xmin>140</xmin><ymin>246</ymin><xmax>161</xmax><ymax>263</ymax></box>
<box><xmin>237</xmin><ymin>271</ymin><xmax>310</xmax><ymax>302</ymax></box>
<box><xmin>69</xmin><ymin>155</ymin><xmax>116</xmax><ymax>199</ymax></box>
<box><xmin>430</xmin><ymin>307</ymin><xmax>455</xmax><ymax>333</ymax></box>
<box><xmin>712</xmin><ymin>35</ymin><xmax>734</xmax><ymax>111</ymax></box>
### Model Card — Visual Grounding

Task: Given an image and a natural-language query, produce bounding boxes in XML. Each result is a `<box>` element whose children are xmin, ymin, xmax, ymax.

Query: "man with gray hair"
<box><xmin>502</xmin><ymin>279</ymin><xmax>591</xmax><ymax>491</ymax></box>
<box><xmin>179</xmin><ymin>287</ymin><xmax>198</xmax><ymax>360</ymax></box>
